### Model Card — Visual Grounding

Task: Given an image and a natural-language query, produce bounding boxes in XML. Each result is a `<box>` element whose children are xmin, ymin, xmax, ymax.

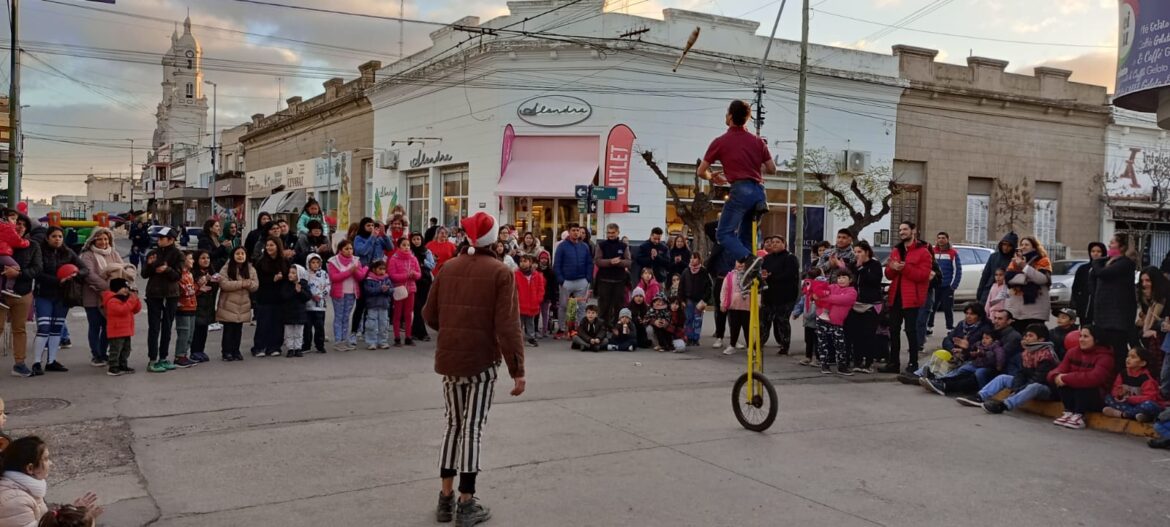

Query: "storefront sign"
<box><xmin>603</xmin><ymin>124</ymin><xmax>636</xmax><ymax>214</ymax></box>
<box><xmin>500</xmin><ymin>124</ymin><xmax>515</xmax><ymax>180</ymax></box>
<box><xmin>1115</xmin><ymin>1</ymin><xmax>1170</xmax><ymax>111</ymax></box>
<box><xmin>516</xmin><ymin>95</ymin><xmax>592</xmax><ymax>127</ymax></box>
<box><xmin>409</xmin><ymin>150</ymin><xmax>454</xmax><ymax>169</ymax></box>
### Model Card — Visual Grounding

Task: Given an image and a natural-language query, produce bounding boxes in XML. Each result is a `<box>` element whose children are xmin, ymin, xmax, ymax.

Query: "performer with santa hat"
<box><xmin>422</xmin><ymin>211</ymin><xmax>525</xmax><ymax>526</ymax></box>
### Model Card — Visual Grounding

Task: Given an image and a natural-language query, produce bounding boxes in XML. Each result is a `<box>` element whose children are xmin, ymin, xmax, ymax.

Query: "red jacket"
<box><xmin>1111</xmin><ymin>367</ymin><xmax>1166</xmax><ymax>406</ymax></box>
<box><xmin>515</xmin><ymin>269</ymin><xmax>546</xmax><ymax>317</ymax></box>
<box><xmin>388</xmin><ymin>249</ymin><xmax>421</xmax><ymax>293</ymax></box>
<box><xmin>102</xmin><ymin>291</ymin><xmax>142</xmax><ymax>338</ymax></box>
<box><xmin>815</xmin><ymin>284</ymin><xmax>858</xmax><ymax>326</ymax></box>
<box><xmin>1047</xmin><ymin>344</ymin><xmax>1114</xmax><ymax>391</ymax></box>
<box><xmin>0</xmin><ymin>221</ymin><xmax>28</xmax><ymax>257</ymax></box>
<box><xmin>885</xmin><ymin>240</ymin><xmax>933</xmax><ymax>309</ymax></box>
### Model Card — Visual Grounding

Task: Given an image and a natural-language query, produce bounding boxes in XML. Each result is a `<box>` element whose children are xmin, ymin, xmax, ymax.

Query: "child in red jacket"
<box><xmin>813</xmin><ymin>270</ymin><xmax>858</xmax><ymax>376</ymax></box>
<box><xmin>515</xmin><ymin>254</ymin><xmax>546</xmax><ymax>347</ymax></box>
<box><xmin>102</xmin><ymin>278</ymin><xmax>141</xmax><ymax>376</ymax></box>
<box><xmin>0</xmin><ymin>214</ymin><xmax>29</xmax><ymax>301</ymax></box>
<box><xmin>1048</xmin><ymin>326</ymin><xmax>1116</xmax><ymax>429</ymax></box>
<box><xmin>1102</xmin><ymin>347</ymin><xmax>1166</xmax><ymax>422</ymax></box>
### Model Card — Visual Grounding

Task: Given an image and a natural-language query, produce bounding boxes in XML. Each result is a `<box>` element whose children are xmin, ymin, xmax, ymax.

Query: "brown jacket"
<box><xmin>423</xmin><ymin>251</ymin><xmax>525</xmax><ymax>379</ymax></box>
<box><xmin>215</xmin><ymin>263</ymin><xmax>259</xmax><ymax>324</ymax></box>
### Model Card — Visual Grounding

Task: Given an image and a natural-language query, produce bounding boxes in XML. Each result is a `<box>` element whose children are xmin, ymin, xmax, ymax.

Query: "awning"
<box><xmin>256</xmin><ymin>189</ymin><xmax>306</xmax><ymax>215</ymax></box>
<box><xmin>496</xmin><ymin>136</ymin><xmax>599</xmax><ymax>197</ymax></box>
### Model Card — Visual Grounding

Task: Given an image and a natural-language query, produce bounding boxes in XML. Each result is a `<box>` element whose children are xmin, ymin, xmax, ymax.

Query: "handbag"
<box><xmin>392</xmin><ymin>285</ymin><xmax>409</xmax><ymax>301</ymax></box>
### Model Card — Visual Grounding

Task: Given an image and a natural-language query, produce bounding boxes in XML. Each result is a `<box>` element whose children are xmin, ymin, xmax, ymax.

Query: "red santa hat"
<box><xmin>460</xmin><ymin>212</ymin><xmax>498</xmax><ymax>255</ymax></box>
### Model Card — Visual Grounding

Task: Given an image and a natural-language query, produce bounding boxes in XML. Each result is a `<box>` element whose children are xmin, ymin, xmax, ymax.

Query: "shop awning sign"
<box><xmin>603</xmin><ymin>124</ymin><xmax>636</xmax><ymax>214</ymax></box>
<box><xmin>517</xmin><ymin>96</ymin><xmax>592</xmax><ymax>127</ymax></box>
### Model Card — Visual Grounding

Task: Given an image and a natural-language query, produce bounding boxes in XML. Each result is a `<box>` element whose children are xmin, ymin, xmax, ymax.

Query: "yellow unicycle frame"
<box><xmin>731</xmin><ymin>217</ymin><xmax>778</xmax><ymax>432</ymax></box>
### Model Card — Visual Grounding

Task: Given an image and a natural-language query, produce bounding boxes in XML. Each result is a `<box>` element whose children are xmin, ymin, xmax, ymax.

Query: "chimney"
<box><xmin>251</xmin><ymin>113</ymin><xmax>264</xmax><ymax>126</ymax></box>
<box><xmin>1034</xmin><ymin>66</ymin><xmax>1072</xmax><ymax>100</ymax></box>
<box><xmin>967</xmin><ymin>56</ymin><xmax>1009</xmax><ymax>91</ymax></box>
<box><xmin>358</xmin><ymin>60</ymin><xmax>382</xmax><ymax>83</ymax></box>
<box><xmin>323</xmin><ymin>78</ymin><xmax>344</xmax><ymax>101</ymax></box>
<box><xmin>891</xmin><ymin>45</ymin><xmax>938</xmax><ymax>82</ymax></box>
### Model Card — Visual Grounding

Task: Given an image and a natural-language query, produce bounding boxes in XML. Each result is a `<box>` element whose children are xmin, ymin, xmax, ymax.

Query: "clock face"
<box><xmin>185</xmin><ymin>50</ymin><xmax>194</xmax><ymax>58</ymax></box>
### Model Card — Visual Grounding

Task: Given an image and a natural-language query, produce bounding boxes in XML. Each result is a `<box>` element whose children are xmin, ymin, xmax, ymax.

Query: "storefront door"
<box><xmin>511</xmin><ymin>197</ymin><xmax>586</xmax><ymax>253</ymax></box>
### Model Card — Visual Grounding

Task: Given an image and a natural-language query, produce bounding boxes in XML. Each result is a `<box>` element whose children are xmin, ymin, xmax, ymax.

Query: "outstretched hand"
<box><xmin>72</xmin><ymin>492</ymin><xmax>99</xmax><ymax>509</ymax></box>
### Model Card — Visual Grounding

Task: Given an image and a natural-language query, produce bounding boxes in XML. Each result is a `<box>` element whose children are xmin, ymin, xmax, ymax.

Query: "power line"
<box><xmin>813</xmin><ymin>8</ymin><xmax>1113</xmax><ymax>49</ymax></box>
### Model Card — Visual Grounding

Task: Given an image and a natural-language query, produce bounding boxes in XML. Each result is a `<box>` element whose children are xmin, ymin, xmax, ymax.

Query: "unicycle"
<box><xmin>732</xmin><ymin>204</ymin><xmax>778</xmax><ymax>432</ymax></box>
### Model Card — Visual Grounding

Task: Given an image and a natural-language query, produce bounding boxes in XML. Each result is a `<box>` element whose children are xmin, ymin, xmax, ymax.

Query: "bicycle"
<box><xmin>732</xmin><ymin>205</ymin><xmax>778</xmax><ymax>432</ymax></box>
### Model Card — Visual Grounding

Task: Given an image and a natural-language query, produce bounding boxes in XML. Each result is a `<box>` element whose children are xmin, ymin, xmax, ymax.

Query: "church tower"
<box><xmin>152</xmin><ymin>15</ymin><xmax>208</xmax><ymax>150</ymax></box>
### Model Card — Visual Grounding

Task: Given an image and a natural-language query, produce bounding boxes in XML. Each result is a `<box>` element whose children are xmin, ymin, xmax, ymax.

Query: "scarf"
<box><xmin>1021</xmin><ymin>341</ymin><xmax>1057</xmax><ymax>369</ymax></box>
<box><xmin>2</xmin><ymin>471</ymin><xmax>47</xmax><ymax>499</ymax></box>
<box><xmin>1005</xmin><ymin>250</ymin><xmax>1051</xmax><ymax>305</ymax></box>
<box><xmin>329</xmin><ymin>254</ymin><xmax>357</xmax><ymax>271</ymax></box>
<box><xmin>89</xmin><ymin>244</ymin><xmax>115</xmax><ymax>273</ymax></box>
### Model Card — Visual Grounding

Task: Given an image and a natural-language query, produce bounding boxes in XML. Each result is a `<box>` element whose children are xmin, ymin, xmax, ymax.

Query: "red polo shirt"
<box><xmin>703</xmin><ymin>127</ymin><xmax>772</xmax><ymax>184</ymax></box>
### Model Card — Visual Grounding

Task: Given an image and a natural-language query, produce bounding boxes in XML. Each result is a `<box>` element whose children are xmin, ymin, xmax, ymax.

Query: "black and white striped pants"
<box><xmin>440</xmin><ymin>365</ymin><xmax>498</xmax><ymax>477</ymax></box>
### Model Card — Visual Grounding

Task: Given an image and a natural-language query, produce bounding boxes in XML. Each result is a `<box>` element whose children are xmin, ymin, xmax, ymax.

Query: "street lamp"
<box><xmin>204</xmin><ymin>79</ymin><xmax>217</xmax><ymax>221</ymax></box>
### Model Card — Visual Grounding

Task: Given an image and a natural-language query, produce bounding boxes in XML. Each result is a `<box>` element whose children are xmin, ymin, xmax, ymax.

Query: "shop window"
<box><xmin>407</xmin><ymin>171</ymin><xmax>429</xmax><ymax>230</ymax></box>
<box><xmin>441</xmin><ymin>165</ymin><xmax>469</xmax><ymax>228</ymax></box>
<box><xmin>1033</xmin><ymin>199</ymin><xmax>1058</xmax><ymax>249</ymax></box>
<box><xmin>967</xmin><ymin>177</ymin><xmax>993</xmax><ymax>244</ymax></box>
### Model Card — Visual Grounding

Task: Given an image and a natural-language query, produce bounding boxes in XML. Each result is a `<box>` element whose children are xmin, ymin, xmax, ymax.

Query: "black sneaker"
<box><xmin>738</xmin><ymin>255</ymin><xmax>764</xmax><ymax>290</ymax></box>
<box><xmin>31</xmin><ymin>363</ymin><xmax>44</xmax><ymax>376</ymax></box>
<box><xmin>956</xmin><ymin>395</ymin><xmax>984</xmax><ymax>407</ymax></box>
<box><xmin>107</xmin><ymin>367</ymin><xmax>122</xmax><ymax>377</ymax></box>
<box><xmin>45</xmin><ymin>361</ymin><xmax>68</xmax><ymax>372</ymax></box>
<box><xmin>120</xmin><ymin>364</ymin><xmax>136</xmax><ymax>374</ymax></box>
<box><xmin>895</xmin><ymin>373</ymin><xmax>919</xmax><ymax>385</ymax></box>
<box><xmin>293</xmin><ymin>349</ymin><xmax>304</xmax><ymax>358</ymax></box>
<box><xmin>837</xmin><ymin>365</ymin><xmax>853</xmax><ymax>376</ymax></box>
<box><xmin>454</xmin><ymin>498</ymin><xmax>491</xmax><ymax>527</ymax></box>
<box><xmin>982</xmin><ymin>400</ymin><xmax>1007</xmax><ymax>414</ymax></box>
<box><xmin>1148</xmin><ymin>437</ymin><xmax>1170</xmax><ymax>449</ymax></box>
<box><xmin>922</xmin><ymin>377</ymin><xmax>947</xmax><ymax>396</ymax></box>
<box><xmin>436</xmin><ymin>492</ymin><xmax>455</xmax><ymax>523</ymax></box>
<box><xmin>405</xmin><ymin>338</ymin><xmax>415</xmax><ymax>346</ymax></box>
<box><xmin>820</xmin><ymin>364</ymin><xmax>833</xmax><ymax>375</ymax></box>
<box><xmin>60</xmin><ymin>338</ymin><xmax>72</xmax><ymax>349</ymax></box>
<box><xmin>878</xmin><ymin>363</ymin><xmax>902</xmax><ymax>374</ymax></box>
<box><xmin>173</xmin><ymin>356</ymin><xmax>194</xmax><ymax>368</ymax></box>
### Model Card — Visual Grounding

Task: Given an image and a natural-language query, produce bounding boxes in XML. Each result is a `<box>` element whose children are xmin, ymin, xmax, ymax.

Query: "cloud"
<box><xmin>1011</xmin><ymin>17</ymin><xmax>1058</xmax><ymax>34</ymax></box>
<box><xmin>1059</xmin><ymin>0</ymin><xmax>1090</xmax><ymax>15</ymax></box>
<box><xmin>1022</xmin><ymin>50</ymin><xmax>1117</xmax><ymax>92</ymax></box>
<box><xmin>872</xmin><ymin>0</ymin><xmax>903</xmax><ymax>7</ymax></box>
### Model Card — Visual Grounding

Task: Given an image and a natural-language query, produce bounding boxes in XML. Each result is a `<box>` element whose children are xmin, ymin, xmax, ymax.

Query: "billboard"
<box><xmin>1114</xmin><ymin>0</ymin><xmax>1170</xmax><ymax>112</ymax></box>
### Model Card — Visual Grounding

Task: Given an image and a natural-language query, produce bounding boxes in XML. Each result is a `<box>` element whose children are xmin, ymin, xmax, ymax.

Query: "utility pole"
<box><xmin>794</xmin><ymin>0</ymin><xmax>810</xmax><ymax>269</ymax></box>
<box><xmin>128</xmin><ymin>138</ymin><xmax>135</xmax><ymax>215</ymax></box>
<box><xmin>7</xmin><ymin>0</ymin><xmax>21</xmax><ymax>208</ymax></box>
<box><xmin>399</xmin><ymin>0</ymin><xmax>405</xmax><ymax>59</ymax></box>
<box><xmin>205</xmin><ymin>80</ymin><xmax>217</xmax><ymax>221</ymax></box>
<box><xmin>752</xmin><ymin>0</ymin><xmax>785</xmax><ymax>137</ymax></box>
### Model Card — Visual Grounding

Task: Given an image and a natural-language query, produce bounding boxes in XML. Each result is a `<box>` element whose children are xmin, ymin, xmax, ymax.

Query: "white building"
<box><xmin>367</xmin><ymin>0</ymin><xmax>901</xmax><ymax>253</ymax></box>
<box><xmin>1103</xmin><ymin>107</ymin><xmax>1170</xmax><ymax>265</ymax></box>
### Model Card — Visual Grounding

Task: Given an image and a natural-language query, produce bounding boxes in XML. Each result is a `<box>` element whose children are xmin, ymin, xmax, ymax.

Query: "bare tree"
<box><xmin>803</xmin><ymin>147</ymin><xmax>901</xmax><ymax>238</ymax></box>
<box><xmin>640</xmin><ymin>150</ymin><xmax>715</xmax><ymax>255</ymax></box>
<box><xmin>993</xmin><ymin>177</ymin><xmax>1032</xmax><ymax>236</ymax></box>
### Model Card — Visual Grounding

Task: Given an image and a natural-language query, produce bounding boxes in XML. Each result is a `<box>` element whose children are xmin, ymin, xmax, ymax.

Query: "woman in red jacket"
<box><xmin>1048</xmin><ymin>326</ymin><xmax>1115</xmax><ymax>429</ymax></box>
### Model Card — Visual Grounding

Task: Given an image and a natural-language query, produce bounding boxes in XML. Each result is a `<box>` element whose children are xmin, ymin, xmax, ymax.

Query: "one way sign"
<box><xmin>575</xmin><ymin>185</ymin><xmax>590</xmax><ymax>199</ymax></box>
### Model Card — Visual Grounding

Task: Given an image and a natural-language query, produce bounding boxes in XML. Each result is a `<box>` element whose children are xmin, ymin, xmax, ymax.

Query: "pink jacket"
<box><xmin>720</xmin><ymin>270</ymin><xmax>752</xmax><ymax>311</ymax></box>
<box><xmin>815</xmin><ymin>283</ymin><xmax>858</xmax><ymax>326</ymax></box>
<box><xmin>327</xmin><ymin>254</ymin><xmax>368</xmax><ymax>299</ymax></box>
<box><xmin>388</xmin><ymin>249</ymin><xmax>421</xmax><ymax>293</ymax></box>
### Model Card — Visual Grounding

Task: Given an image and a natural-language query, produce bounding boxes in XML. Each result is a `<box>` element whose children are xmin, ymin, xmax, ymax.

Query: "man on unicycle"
<box><xmin>697</xmin><ymin>100</ymin><xmax>777</xmax><ymax>291</ymax></box>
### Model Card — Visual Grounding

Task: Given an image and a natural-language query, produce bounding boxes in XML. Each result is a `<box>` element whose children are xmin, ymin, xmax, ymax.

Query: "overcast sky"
<box><xmin>9</xmin><ymin>0</ymin><xmax>1119</xmax><ymax>200</ymax></box>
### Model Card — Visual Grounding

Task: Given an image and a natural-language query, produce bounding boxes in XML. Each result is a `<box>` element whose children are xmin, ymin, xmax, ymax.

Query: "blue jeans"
<box><xmin>717</xmin><ymin>180</ymin><xmax>766</xmax><ymax>265</ymax></box>
<box><xmin>978</xmin><ymin>374</ymin><xmax>1052</xmax><ymax>410</ymax></box>
<box><xmin>32</xmin><ymin>297</ymin><xmax>67</xmax><ymax>366</ymax></box>
<box><xmin>916</xmin><ymin>288</ymin><xmax>935</xmax><ymax>348</ymax></box>
<box><xmin>84</xmin><ymin>306</ymin><xmax>108</xmax><ymax>362</ymax></box>
<box><xmin>333</xmin><ymin>294</ymin><xmax>356</xmax><ymax>344</ymax></box>
<box><xmin>684</xmin><ymin>300</ymin><xmax>704</xmax><ymax>342</ymax></box>
<box><xmin>365</xmin><ymin>307</ymin><xmax>390</xmax><ymax>346</ymax></box>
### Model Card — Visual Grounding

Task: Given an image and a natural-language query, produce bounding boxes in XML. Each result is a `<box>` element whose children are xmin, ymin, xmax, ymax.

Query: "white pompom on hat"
<box><xmin>460</xmin><ymin>212</ymin><xmax>499</xmax><ymax>255</ymax></box>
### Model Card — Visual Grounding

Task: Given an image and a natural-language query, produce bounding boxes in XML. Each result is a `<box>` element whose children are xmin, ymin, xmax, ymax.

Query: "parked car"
<box><xmin>1049</xmin><ymin>259</ymin><xmax>1088</xmax><ymax>308</ymax></box>
<box><xmin>182</xmin><ymin>227</ymin><xmax>202</xmax><ymax>248</ymax></box>
<box><xmin>952</xmin><ymin>245</ymin><xmax>994</xmax><ymax>303</ymax></box>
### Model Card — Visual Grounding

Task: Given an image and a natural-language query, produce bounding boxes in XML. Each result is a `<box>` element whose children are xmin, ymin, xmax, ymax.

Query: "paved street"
<box><xmin>4</xmin><ymin>286</ymin><xmax>1169</xmax><ymax>526</ymax></box>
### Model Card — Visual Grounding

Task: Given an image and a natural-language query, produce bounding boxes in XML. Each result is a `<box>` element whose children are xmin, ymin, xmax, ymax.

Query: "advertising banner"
<box><xmin>500</xmin><ymin>124</ymin><xmax>515</xmax><ymax>181</ymax></box>
<box><xmin>1115</xmin><ymin>0</ymin><xmax>1170</xmax><ymax>111</ymax></box>
<box><xmin>603</xmin><ymin>124</ymin><xmax>635</xmax><ymax>214</ymax></box>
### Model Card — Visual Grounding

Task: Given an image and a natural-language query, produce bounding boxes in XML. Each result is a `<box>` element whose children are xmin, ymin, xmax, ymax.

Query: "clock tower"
<box><xmin>152</xmin><ymin>15</ymin><xmax>208</xmax><ymax>150</ymax></box>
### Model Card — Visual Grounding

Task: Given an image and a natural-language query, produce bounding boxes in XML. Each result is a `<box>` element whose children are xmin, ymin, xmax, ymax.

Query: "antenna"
<box><xmin>276</xmin><ymin>77</ymin><xmax>283</xmax><ymax>112</ymax></box>
<box><xmin>399</xmin><ymin>0</ymin><xmax>405</xmax><ymax>59</ymax></box>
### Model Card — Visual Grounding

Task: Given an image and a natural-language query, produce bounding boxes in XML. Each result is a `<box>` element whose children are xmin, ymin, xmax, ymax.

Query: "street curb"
<box><xmin>993</xmin><ymin>390</ymin><xmax>1157</xmax><ymax>438</ymax></box>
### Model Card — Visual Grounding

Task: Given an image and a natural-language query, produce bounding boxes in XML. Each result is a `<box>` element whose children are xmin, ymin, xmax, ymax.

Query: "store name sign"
<box><xmin>409</xmin><ymin>150</ymin><xmax>454</xmax><ymax>169</ymax></box>
<box><xmin>517</xmin><ymin>95</ymin><xmax>592</xmax><ymax>127</ymax></box>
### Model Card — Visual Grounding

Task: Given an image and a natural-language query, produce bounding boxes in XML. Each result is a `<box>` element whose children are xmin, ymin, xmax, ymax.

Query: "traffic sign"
<box><xmin>589</xmin><ymin>200</ymin><xmax>598</xmax><ymax>213</ymax></box>
<box><xmin>575</xmin><ymin>185</ymin><xmax>590</xmax><ymax>199</ymax></box>
<box><xmin>591</xmin><ymin>186</ymin><xmax>618</xmax><ymax>201</ymax></box>
<box><xmin>628</xmin><ymin>204</ymin><xmax>640</xmax><ymax>213</ymax></box>
<box><xmin>577</xmin><ymin>198</ymin><xmax>588</xmax><ymax>213</ymax></box>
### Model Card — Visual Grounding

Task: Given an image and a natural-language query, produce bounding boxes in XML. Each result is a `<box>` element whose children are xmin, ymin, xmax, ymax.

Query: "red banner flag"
<box><xmin>603</xmin><ymin>124</ymin><xmax>635</xmax><ymax>214</ymax></box>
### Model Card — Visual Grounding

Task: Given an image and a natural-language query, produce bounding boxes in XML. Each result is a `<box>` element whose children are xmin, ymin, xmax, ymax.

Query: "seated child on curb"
<box><xmin>627</xmin><ymin>287</ymin><xmax>652</xmax><ymax>348</ymax></box>
<box><xmin>958</xmin><ymin>323</ymin><xmax>1057</xmax><ymax>413</ymax></box>
<box><xmin>1102</xmin><ymin>347</ymin><xmax>1166</xmax><ymax>422</ymax></box>
<box><xmin>647</xmin><ymin>294</ymin><xmax>676</xmax><ymax>352</ymax></box>
<box><xmin>923</xmin><ymin>330</ymin><xmax>1006</xmax><ymax>396</ymax></box>
<box><xmin>608</xmin><ymin>308</ymin><xmax>637</xmax><ymax>351</ymax></box>
<box><xmin>101</xmin><ymin>278</ymin><xmax>141</xmax><ymax>376</ymax></box>
<box><xmin>666</xmin><ymin>297</ymin><xmax>687</xmax><ymax>352</ymax></box>
<box><xmin>793</xmin><ymin>268</ymin><xmax>824</xmax><ymax>366</ymax></box>
<box><xmin>572</xmin><ymin>304</ymin><xmax>607</xmax><ymax>352</ymax></box>
<box><xmin>1051</xmin><ymin>308</ymin><xmax>1078</xmax><ymax>359</ymax></box>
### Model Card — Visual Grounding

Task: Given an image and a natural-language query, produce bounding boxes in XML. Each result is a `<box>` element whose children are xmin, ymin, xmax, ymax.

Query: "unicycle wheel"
<box><xmin>732</xmin><ymin>372</ymin><xmax>778</xmax><ymax>432</ymax></box>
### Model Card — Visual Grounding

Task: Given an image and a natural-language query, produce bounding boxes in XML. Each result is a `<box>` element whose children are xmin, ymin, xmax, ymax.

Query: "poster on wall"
<box><xmin>603</xmin><ymin>124</ymin><xmax>635</xmax><ymax>214</ymax></box>
<box><xmin>316</xmin><ymin>152</ymin><xmax>352</xmax><ymax>229</ymax></box>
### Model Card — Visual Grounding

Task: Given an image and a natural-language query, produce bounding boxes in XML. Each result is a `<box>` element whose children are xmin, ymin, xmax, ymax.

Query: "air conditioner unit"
<box><xmin>378</xmin><ymin>150</ymin><xmax>399</xmax><ymax>170</ymax></box>
<box><xmin>844</xmin><ymin>150</ymin><xmax>870</xmax><ymax>173</ymax></box>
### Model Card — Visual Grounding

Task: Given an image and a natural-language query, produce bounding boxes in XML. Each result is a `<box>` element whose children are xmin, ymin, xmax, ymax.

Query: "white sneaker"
<box><xmin>208</xmin><ymin>322</ymin><xmax>223</xmax><ymax>331</ymax></box>
<box><xmin>735</xmin><ymin>343</ymin><xmax>746</xmax><ymax>350</ymax></box>
<box><xmin>712</xmin><ymin>338</ymin><xmax>723</xmax><ymax>349</ymax></box>
<box><xmin>722</xmin><ymin>346</ymin><xmax>736</xmax><ymax>355</ymax></box>
<box><xmin>367</xmin><ymin>344</ymin><xmax>378</xmax><ymax>350</ymax></box>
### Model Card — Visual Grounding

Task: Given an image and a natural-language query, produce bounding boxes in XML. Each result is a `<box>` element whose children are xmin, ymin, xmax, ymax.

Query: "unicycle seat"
<box><xmin>751</xmin><ymin>201</ymin><xmax>769</xmax><ymax>222</ymax></box>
